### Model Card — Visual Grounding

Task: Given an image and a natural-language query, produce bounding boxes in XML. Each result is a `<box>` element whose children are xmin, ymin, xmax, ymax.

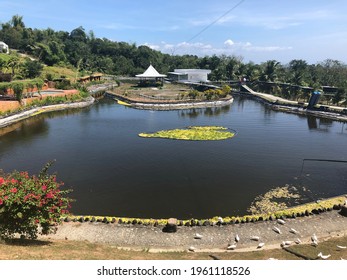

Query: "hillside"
<box><xmin>0</xmin><ymin>15</ymin><xmax>346</xmax><ymax>104</ymax></box>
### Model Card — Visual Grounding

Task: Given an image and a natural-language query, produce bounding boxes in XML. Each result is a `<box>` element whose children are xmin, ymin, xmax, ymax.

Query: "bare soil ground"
<box><xmin>111</xmin><ymin>83</ymin><xmax>192</xmax><ymax>103</ymax></box>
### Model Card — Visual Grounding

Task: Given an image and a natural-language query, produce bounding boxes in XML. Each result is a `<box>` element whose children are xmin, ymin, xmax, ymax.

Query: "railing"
<box><xmin>138</xmin><ymin>93</ymin><xmax>179</xmax><ymax>100</ymax></box>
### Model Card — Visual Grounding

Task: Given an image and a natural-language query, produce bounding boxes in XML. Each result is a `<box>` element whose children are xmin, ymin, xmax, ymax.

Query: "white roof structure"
<box><xmin>172</xmin><ymin>69</ymin><xmax>211</xmax><ymax>75</ymax></box>
<box><xmin>136</xmin><ymin>64</ymin><xmax>166</xmax><ymax>78</ymax></box>
<box><xmin>167</xmin><ymin>69</ymin><xmax>211</xmax><ymax>83</ymax></box>
<box><xmin>0</xmin><ymin>41</ymin><xmax>9</xmax><ymax>54</ymax></box>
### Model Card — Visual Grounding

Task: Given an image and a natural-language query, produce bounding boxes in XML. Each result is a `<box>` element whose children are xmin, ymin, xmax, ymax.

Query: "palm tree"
<box><xmin>259</xmin><ymin>60</ymin><xmax>281</xmax><ymax>93</ymax></box>
<box><xmin>225</xmin><ymin>56</ymin><xmax>242</xmax><ymax>81</ymax></box>
<box><xmin>260</xmin><ymin>60</ymin><xmax>281</xmax><ymax>82</ymax></box>
<box><xmin>0</xmin><ymin>58</ymin><xmax>6</xmax><ymax>73</ymax></box>
<box><xmin>243</xmin><ymin>62</ymin><xmax>260</xmax><ymax>83</ymax></box>
<box><xmin>10</xmin><ymin>15</ymin><xmax>25</xmax><ymax>29</ymax></box>
<box><xmin>288</xmin><ymin>59</ymin><xmax>308</xmax><ymax>86</ymax></box>
<box><xmin>6</xmin><ymin>56</ymin><xmax>20</xmax><ymax>76</ymax></box>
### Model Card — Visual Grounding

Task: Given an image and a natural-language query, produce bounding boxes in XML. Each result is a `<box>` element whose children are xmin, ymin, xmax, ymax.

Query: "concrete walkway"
<box><xmin>241</xmin><ymin>84</ymin><xmax>300</xmax><ymax>105</ymax></box>
<box><xmin>42</xmin><ymin>209</ymin><xmax>347</xmax><ymax>253</ymax></box>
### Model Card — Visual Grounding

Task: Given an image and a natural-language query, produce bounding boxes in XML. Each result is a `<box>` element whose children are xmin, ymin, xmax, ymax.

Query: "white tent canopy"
<box><xmin>136</xmin><ymin>64</ymin><xmax>166</xmax><ymax>78</ymax></box>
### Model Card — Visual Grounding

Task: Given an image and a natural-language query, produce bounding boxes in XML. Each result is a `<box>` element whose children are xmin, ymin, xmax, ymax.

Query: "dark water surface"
<box><xmin>1</xmin><ymin>96</ymin><xmax>346</xmax><ymax>219</ymax></box>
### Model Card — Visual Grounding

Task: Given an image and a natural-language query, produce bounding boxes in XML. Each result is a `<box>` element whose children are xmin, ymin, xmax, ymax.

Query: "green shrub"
<box><xmin>55</xmin><ymin>79</ymin><xmax>72</xmax><ymax>90</ymax></box>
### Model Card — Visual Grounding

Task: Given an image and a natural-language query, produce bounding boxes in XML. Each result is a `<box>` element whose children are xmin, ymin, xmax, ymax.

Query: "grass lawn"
<box><xmin>1</xmin><ymin>235</ymin><xmax>346</xmax><ymax>260</ymax></box>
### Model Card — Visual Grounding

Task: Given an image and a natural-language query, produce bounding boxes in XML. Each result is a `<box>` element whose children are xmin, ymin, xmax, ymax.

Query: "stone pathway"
<box><xmin>42</xmin><ymin>209</ymin><xmax>347</xmax><ymax>253</ymax></box>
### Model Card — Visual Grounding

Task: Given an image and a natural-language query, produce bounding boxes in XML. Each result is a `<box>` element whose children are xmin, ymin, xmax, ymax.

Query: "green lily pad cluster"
<box><xmin>139</xmin><ymin>126</ymin><xmax>235</xmax><ymax>141</ymax></box>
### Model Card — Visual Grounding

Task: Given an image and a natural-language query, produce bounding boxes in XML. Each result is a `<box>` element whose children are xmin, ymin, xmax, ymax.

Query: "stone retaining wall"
<box><xmin>106</xmin><ymin>91</ymin><xmax>234</xmax><ymax>110</ymax></box>
<box><xmin>0</xmin><ymin>96</ymin><xmax>95</xmax><ymax>128</ymax></box>
<box><xmin>132</xmin><ymin>98</ymin><xmax>234</xmax><ymax>110</ymax></box>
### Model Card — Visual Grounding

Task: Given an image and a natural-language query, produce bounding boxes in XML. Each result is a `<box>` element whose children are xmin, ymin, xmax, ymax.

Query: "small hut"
<box><xmin>135</xmin><ymin>64</ymin><xmax>166</xmax><ymax>86</ymax></box>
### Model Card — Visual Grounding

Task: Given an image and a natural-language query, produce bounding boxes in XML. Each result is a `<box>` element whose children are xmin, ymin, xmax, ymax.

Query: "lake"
<box><xmin>0</xmin><ymin>96</ymin><xmax>346</xmax><ymax>219</ymax></box>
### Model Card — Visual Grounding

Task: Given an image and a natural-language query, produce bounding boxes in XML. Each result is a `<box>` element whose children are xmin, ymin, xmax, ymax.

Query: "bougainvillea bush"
<box><xmin>0</xmin><ymin>162</ymin><xmax>72</xmax><ymax>239</ymax></box>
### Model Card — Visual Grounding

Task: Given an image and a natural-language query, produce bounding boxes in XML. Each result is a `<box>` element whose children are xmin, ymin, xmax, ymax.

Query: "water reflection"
<box><xmin>0</xmin><ymin>116</ymin><xmax>48</xmax><ymax>140</ymax></box>
<box><xmin>307</xmin><ymin>115</ymin><xmax>333</xmax><ymax>131</ymax></box>
<box><xmin>178</xmin><ymin>105</ymin><xmax>231</xmax><ymax>118</ymax></box>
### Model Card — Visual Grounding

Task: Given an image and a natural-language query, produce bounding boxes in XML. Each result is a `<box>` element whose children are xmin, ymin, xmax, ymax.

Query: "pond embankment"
<box><xmin>238</xmin><ymin>87</ymin><xmax>347</xmax><ymax>122</ymax></box>
<box><xmin>0</xmin><ymin>96</ymin><xmax>95</xmax><ymax>128</ymax></box>
<box><xmin>105</xmin><ymin>91</ymin><xmax>233</xmax><ymax>110</ymax></box>
<box><xmin>43</xmin><ymin>206</ymin><xmax>347</xmax><ymax>253</ymax></box>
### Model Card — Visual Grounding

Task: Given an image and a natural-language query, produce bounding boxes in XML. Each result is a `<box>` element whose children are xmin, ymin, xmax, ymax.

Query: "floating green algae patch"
<box><xmin>248</xmin><ymin>185</ymin><xmax>303</xmax><ymax>215</ymax></box>
<box><xmin>139</xmin><ymin>126</ymin><xmax>235</xmax><ymax>141</ymax></box>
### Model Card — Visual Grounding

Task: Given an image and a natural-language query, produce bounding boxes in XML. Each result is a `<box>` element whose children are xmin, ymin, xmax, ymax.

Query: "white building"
<box><xmin>167</xmin><ymin>69</ymin><xmax>211</xmax><ymax>83</ymax></box>
<box><xmin>0</xmin><ymin>41</ymin><xmax>9</xmax><ymax>54</ymax></box>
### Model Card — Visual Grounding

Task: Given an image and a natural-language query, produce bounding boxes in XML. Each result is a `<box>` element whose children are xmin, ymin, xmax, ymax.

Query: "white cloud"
<box><xmin>144</xmin><ymin>39</ymin><xmax>292</xmax><ymax>58</ymax></box>
<box><xmin>176</xmin><ymin>42</ymin><xmax>212</xmax><ymax>50</ymax></box>
<box><xmin>142</xmin><ymin>43</ymin><xmax>160</xmax><ymax>51</ymax></box>
<box><xmin>224</xmin><ymin>39</ymin><xmax>234</xmax><ymax>47</ymax></box>
<box><xmin>223</xmin><ymin>39</ymin><xmax>291</xmax><ymax>52</ymax></box>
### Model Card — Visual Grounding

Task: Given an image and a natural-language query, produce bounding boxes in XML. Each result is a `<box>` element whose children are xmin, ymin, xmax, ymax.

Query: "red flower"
<box><xmin>0</xmin><ymin>177</ymin><xmax>4</xmax><ymax>185</ymax></box>
<box><xmin>42</xmin><ymin>185</ymin><xmax>47</xmax><ymax>191</ymax></box>
<box><xmin>10</xmin><ymin>179</ymin><xmax>17</xmax><ymax>184</ymax></box>
<box><xmin>0</xmin><ymin>198</ymin><xmax>3</xmax><ymax>205</ymax></box>
<box><xmin>46</xmin><ymin>191</ymin><xmax>54</xmax><ymax>199</ymax></box>
<box><xmin>10</xmin><ymin>188</ymin><xmax>17</xmax><ymax>193</ymax></box>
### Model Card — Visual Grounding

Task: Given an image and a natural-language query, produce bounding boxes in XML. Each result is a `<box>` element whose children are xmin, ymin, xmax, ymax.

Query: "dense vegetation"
<box><xmin>139</xmin><ymin>126</ymin><xmax>235</xmax><ymax>141</ymax></box>
<box><xmin>0</xmin><ymin>15</ymin><xmax>346</xmax><ymax>104</ymax></box>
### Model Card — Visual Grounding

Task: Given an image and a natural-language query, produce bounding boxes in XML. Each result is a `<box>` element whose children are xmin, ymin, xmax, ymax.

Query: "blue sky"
<box><xmin>1</xmin><ymin>0</ymin><xmax>346</xmax><ymax>63</ymax></box>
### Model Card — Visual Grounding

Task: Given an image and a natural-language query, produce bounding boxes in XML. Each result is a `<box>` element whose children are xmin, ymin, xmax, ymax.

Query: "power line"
<box><xmin>173</xmin><ymin>0</ymin><xmax>246</xmax><ymax>54</ymax></box>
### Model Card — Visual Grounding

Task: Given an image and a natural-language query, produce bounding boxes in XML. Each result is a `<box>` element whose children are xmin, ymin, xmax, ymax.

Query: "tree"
<box><xmin>134</xmin><ymin>45</ymin><xmax>159</xmax><ymax>69</ymax></box>
<box><xmin>258</xmin><ymin>60</ymin><xmax>282</xmax><ymax>94</ymax></box>
<box><xmin>12</xmin><ymin>82</ymin><xmax>24</xmax><ymax>102</ymax></box>
<box><xmin>332</xmin><ymin>88</ymin><xmax>345</xmax><ymax>105</ymax></box>
<box><xmin>34</xmin><ymin>78</ymin><xmax>44</xmax><ymax>96</ymax></box>
<box><xmin>225</xmin><ymin>56</ymin><xmax>242</xmax><ymax>80</ymax></box>
<box><xmin>260</xmin><ymin>60</ymin><xmax>281</xmax><ymax>82</ymax></box>
<box><xmin>243</xmin><ymin>62</ymin><xmax>260</xmax><ymax>83</ymax></box>
<box><xmin>69</xmin><ymin>26</ymin><xmax>87</xmax><ymax>42</ymax></box>
<box><xmin>22</xmin><ymin>59</ymin><xmax>43</xmax><ymax>78</ymax></box>
<box><xmin>288</xmin><ymin>59</ymin><xmax>308</xmax><ymax>86</ymax></box>
<box><xmin>113</xmin><ymin>55</ymin><xmax>134</xmax><ymax>75</ymax></box>
<box><xmin>10</xmin><ymin>15</ymin><xmax>25</xmax><ymax>29</ymax></box>
<box><xmin>90</xmin><ymin>56</ymin><xmax>114</xmax><ymax>73</ymax></box>
<box><xmin>6</xmin><ymin>56</ymin><xmax>20</xmax><ymax>76</ymax></box>
<box><xmin>0</xmin><ymin>57</ymin><xmax>6</xmax><ymax>72</ymax></box>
